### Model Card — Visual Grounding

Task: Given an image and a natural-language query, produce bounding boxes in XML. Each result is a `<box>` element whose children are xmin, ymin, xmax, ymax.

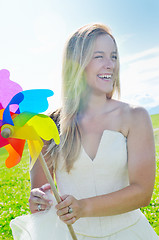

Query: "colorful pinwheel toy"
<box><xmin>0</xmin><ymin>69</ymin><xmax>77</xmax><ymax>240</ymax></box>
<box><xmin>0</xmin><ymin>88</ymin><xmax>60</xmax><ymax>169</ymax></box>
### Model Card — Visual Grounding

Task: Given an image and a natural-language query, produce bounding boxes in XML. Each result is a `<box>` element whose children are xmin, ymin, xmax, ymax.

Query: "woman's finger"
<box><xmin>40</xmin><ymin>183</ymin><xmax>51</xmax><ymax>192</ymax></box>
<box><xmin>31</xmin><ymin>188</ymin><xmax>47</xmax><ymax>199</ymax></box>
<box><xmin>36</xmin><ymin>203</ymin><xmax>49</xmax><ymax>212</ymax></box>
<box><xmin>59</xmin><ymin>215</ymin><xmax>76</xmax><ymax>225</ymax></box>
<box><xmin>57</xmin><ymin>206</ymin><xmax>70</xmax><ymax>216</ymax></box>
<box><xmin>31</xmin><ymin>188</ymin><xmax>53</xmax><ymax>203</ymax></box>
<box><xmin>60</xmin><ymin>194</ymin><xmax>69</xmax><ymax>201</ymax></box>
<box><xmin>29</xmin><ymin>195</ymin><xmax>53</xmax><ymax>213</ymax></box>
<box><xmin>55</xmin><ymin>195</ymin><xmax>71</xmax><ymax>210</ymax></box>
<box><xmin>30</xmin><ymin>195</ymin><xmax>53</xmax><ymax>206</ymax></box>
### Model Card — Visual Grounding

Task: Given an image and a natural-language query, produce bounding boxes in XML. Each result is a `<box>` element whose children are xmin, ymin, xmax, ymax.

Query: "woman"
<box><xmin>11</xmin><ymin>23</ymin><xmax>158</xmax><ymax>239</ymax></box>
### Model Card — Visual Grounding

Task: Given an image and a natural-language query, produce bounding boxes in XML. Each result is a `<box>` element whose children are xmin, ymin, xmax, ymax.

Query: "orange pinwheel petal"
<box><xmin>0</xmin><ymin>109</ymin><xmax>4</xmax><ymax>119</ymax></box>
<box><xmin>5</xmin><ymin>139</ymin><xmax>25</xmax><ymax>168</ymax></box>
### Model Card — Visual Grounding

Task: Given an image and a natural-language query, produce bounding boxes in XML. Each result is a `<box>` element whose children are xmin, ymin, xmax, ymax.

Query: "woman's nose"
<box><xmin>103</xmin><ymin>58</ymin><xmax>114</xmax><ymax>69</ymax></box>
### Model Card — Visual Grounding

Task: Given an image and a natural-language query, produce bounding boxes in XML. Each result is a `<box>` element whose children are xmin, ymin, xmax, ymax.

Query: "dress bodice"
<box><xmin>55</xmin><ymin>130</ymin><xmax>141</xmax><ymax>237</ymax></box>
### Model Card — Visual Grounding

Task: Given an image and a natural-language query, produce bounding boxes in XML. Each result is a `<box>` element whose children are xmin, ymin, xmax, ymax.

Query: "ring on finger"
<box><xmin>68</xmin><ymin>206</ymin><xmax>73</xmax><ymax>214</ymax></box>
<box><xmin>37</xmin><ymin>204</ymin><xmax>42</xmax><ymax>211</ymax></box>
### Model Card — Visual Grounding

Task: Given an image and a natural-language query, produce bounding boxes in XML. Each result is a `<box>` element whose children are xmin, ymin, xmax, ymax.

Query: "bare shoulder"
<box><xmin>115</xmin><ymin>100</ymin><xmax>150</xmax><ymax>118</ymax></box>
<box><xmin>111</xmin><ymin>100</ymin><xmax>153</xmax><ymax>136</ymax></box>
<box><xmin>120</xmin><ymin>103</ymin><xmax>154</xmax><ymax>140</ymax></box>
<box><xmin>128</xmin><ymin>104</ymin><xmax>150</xmax><ymax>118</ymax></box>
<box><xmin>127</xmin><ymin>105</ymin><xmax>152</xmax><ymax>132</ymax></box>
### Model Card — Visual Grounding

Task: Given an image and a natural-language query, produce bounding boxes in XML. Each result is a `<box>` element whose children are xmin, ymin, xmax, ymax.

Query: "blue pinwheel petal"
<box><xmin>3</xmin><ymin>92</ymin><xmax>24</xmax><ymax>125</ymax></box>
<box><xmin>18</xmin><ymin>89</ymin><xmax>54</xmax><ymax>113</ymax></box>
<box><xmin>15</xmin><ymin>108</ymin><xmax>20</xmax><ymax>114</ymax></box>
<box><xmin>2</xmin><ymin>89</ymin><xmax>54</xmax><ymax>126</ymax></box>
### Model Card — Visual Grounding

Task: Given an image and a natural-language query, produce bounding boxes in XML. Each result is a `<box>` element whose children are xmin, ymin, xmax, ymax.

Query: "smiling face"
<box><xmin>85</xmin><ymin>34</ymin><xmax>118</xmax><ymax>96</ymax></box>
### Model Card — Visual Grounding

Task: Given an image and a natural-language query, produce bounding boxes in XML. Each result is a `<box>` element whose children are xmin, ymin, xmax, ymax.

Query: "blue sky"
<box><xmin>0</xmin><ymin>0</ymin><xmax>159</xmax><ymax>112</ymax></box>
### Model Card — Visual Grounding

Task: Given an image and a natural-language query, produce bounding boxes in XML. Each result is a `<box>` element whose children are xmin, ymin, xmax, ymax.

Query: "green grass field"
<box><xmin>0</xmin><ymin>114</ymin><xmax>159</xmax><ymax>239</ymax></box>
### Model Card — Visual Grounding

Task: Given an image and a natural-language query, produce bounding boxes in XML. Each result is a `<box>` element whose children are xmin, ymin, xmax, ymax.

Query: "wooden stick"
<box><xmin>38</xmin><ymin>153</ymin><xmax>78</xmax><ymax>240</ymax></box>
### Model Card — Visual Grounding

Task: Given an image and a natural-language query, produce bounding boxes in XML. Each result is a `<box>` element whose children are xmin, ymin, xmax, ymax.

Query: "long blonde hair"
<box><xmin>46</xmin><ymin>23</ymin><xmax>120</xmax><ymax>172</ymax></box>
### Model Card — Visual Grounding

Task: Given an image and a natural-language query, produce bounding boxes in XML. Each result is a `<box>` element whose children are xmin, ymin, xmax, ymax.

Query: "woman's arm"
<box><xmin>29</xmin><ymin>147</ymin><xmax>54</xmax><ymax>213</ymax></box>
<box><xmin>56</xmin><ymin>107</ymin><xmax>156</xmax><ymax>224</ymax></box>
<box><xmin>30</xmin><ymin>155</ymin><xmax>52</xmax><ymax>189</ymax></box>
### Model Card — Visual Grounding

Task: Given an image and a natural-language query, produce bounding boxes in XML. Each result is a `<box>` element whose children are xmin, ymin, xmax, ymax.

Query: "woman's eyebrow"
<box><xmin>93</xmin><ymin>51</ymin><xmax>117</xmax><ymax>54</ymax></box>
<box><xmin>94</xmin><ymin>51</ymin><xmax>104</xmax><ymax>54</ymax></box>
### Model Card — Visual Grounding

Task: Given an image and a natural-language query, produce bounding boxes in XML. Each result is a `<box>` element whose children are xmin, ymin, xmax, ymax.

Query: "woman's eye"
<box><xmin>94</xmin><ymin>55</ymin><xmax>103</xmax><ymax>59</ymax></box>
<box><xmin>112</xmin><ymin>55</ymin><xmax>117</xmax><ymax>60</ymax></box>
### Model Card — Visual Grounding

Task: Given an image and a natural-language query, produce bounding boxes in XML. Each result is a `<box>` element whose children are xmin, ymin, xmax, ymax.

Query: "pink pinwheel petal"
<box><xmin>0</xmin><ymin>133</ymin><xmax>9</xmax><ymax>148</ymax></box>
<box><xmin>0</xmin><ymin>69</ymin><xmax>22</xmax><ymax>112</ymax></box>
<box><xmin>0</xmin><ymin>103</ymin><xmax>3</xmax><ymax>110</ymax></box>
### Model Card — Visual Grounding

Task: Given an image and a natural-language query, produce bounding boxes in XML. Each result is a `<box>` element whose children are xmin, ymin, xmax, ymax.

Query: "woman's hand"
<box><xmin>55</xmin><ymin>195</ymin><xmax>83</xmax><ymax>225</ymax></box>
<box><xmin>29</xmin><ymin>183</ymin><xmax>53</xmax><ymax>213</ymax></box>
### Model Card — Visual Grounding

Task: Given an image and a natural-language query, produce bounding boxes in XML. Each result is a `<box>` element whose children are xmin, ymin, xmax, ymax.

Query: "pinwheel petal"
<box><xmin>27</xmin><ymin>138</ymin><xmax>44</xmax><ymax>169</ymax></box>
<box><xmin>3</xmin><ymin>89</ymin><xmax>53</xmax><ymax>125</ymax></box>
<box><xmin>0</xmin><ymin>134</ymin><xmax>9</xmax><ymax>148</ymax></box>
<box><xmin>5</xmin><ymin>139</ymin><xmax>26</xmax><ymax>168</ymax></box>
<box><xmin>0</xmin><ymin>103</ymin><xmax>3</xmax><ymax>110</ymax></box>
<box><xmin>0</xmin><ymin>69</ymin><xmax>23</xmax><ymax>111</ymax></box>
<box><xmin>0</xmin><ymin>109</ymin><xmax>4</xmax><ymax>128</ymax></box>
<box><xmin>12</xmin><ymin>113</ymin><xmax>60</xmax><ymax>144</ymax></box>
<box><xmin>5</xmin><ymin>145</ymin><xmax>20</xmax><ymax>168</ymax></box>
<box><xmin>0</xmin><ymin>109</ymin><xmax>17</xmax><ymax>122</ymax></box>
<box><xmin>3</xmin><ymin>92</ymin><xmax>24</xmax><ymax>125</ymax></box>
<box><xmin>0</xmin><ymin>109</ymin><xmax>4</xmax><ymax>119</ymax></box>
<box><xmin>13</xmin><ymin>112</ymin><xmax>37</xmax><ymax>127</ymax></box>
<box><xmin>26</xmin><ymin>114</ymin><xmax>60</xmax><ymax>144</ymax></box>
<box><xmin>11</xmin><ymin>125</ymin><xmax>40</xmax><ymax>140</ymax></box>
<box><xmin>18</xmin><ymin>89</ymin><xmax>53</xmax><ymax>113</ymax></box>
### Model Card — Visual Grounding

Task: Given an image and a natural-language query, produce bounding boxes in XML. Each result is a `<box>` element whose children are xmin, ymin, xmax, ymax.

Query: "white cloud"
<box><xmin>121</xmin><ymin>47</ymin><xmax>159</xmax><ymax>64</ymax></box>
<box><xmin>120</xmin><ymin>46</ymin><xmax>159</xmax><ymax>110</ymax></box>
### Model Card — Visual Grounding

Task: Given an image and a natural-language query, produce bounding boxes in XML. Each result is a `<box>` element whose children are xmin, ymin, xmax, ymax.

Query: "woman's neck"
<box><xmin>79</xmin><ymin>90</ymin><xmax>112</xmax><ymax>120</ymax></box>
<box><xmin>87</xmin><ymin>94</ymin><xmax>108</xmax><ymax>115</ymax></box>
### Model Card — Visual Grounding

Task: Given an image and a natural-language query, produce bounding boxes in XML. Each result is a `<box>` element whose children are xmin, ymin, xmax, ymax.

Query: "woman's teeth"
<box><xmin>98</xmin><ymin>74</ymin><xmax>112</xmax><ymax>79</ymax></box>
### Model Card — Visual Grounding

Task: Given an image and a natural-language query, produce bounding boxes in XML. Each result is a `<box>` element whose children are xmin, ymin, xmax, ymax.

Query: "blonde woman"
<box><xmin>11</xmin><ymin>23</ymin><xmax>158</xmax><ymax>239</ymax></box>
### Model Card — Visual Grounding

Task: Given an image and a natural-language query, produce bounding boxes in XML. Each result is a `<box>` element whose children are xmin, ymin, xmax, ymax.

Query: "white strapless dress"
<box><xmin>10</xmin><ymin>130</ymin><xmax>159</xmax><ymax>239</ymax></box>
